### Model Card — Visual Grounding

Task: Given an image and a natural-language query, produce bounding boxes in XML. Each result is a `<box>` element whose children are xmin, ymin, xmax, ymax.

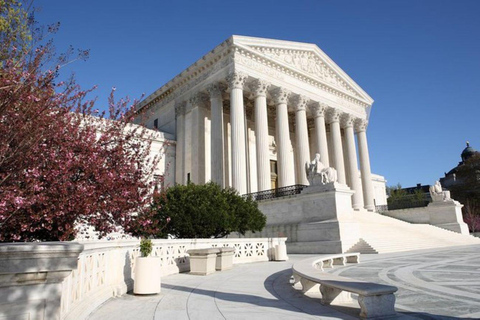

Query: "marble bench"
<box><xmin>187</xmin><ymin>247</ymin><xmax>235</xmax><ymax>275</ymax></box>
<box><xmin>292</xmin><ymin>254</ymin><xmax>398</xmax><ymax>319</ymax></box>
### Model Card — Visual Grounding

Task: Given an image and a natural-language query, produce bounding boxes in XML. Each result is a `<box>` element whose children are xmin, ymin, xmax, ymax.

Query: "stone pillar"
<box><xmin>207</xmin><ymin>83</ymin><xmax>225</xmax><ymax>187</ymax></box>
<box><xmin>272</xmin><ymin>87</ymin><xmax>294</xmax><ymax>187</ymax></box>
<box><xmin>327</xmin><ymin>109</ymin><xmax>346</xmax><ymax>184</ymax></box>
<box><xmin>189</xmin><ymin>93</ymin><xmax>208</xmax><ymax>184</ymax></box>
<box><xmin>250</xmin><ymin>79</ymin><xmax>271</xmax><ymax>192</ymax></box>
<box><xmin>227</xmin><ymin>71</ymin><xmax>248</xmax><ymax>194</ymax></box>
<box><xmin>342</xmin><ymin>114</ymin><xmax>362</xmax><ymax>210</ymax></box>
<box><xmin>311</xmin><ymin>102</ymin><xmax>330</xmax><ymax>167</ymax></box>
<box><xmin>0</xmin><ymin>242</ymin><xmax>83</xmax><ymax>320</ymax></box>
<box><xmin>175</xmin><ymin>102</ymin><xmax>186</xmax><ymax>184</ymax></box>
<box><xmin>292</xmin><ymin>94</ymin><xmax>310</xmax><ymax>185</ymax></box>
<box><xmin>356</xmin><ymin>119</ymin><xmax>375</xmax><ymax>211</ymax></box>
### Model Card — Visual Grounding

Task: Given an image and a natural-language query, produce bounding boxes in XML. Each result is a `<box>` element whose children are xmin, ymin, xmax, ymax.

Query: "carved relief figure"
<box><xmin>306</xmin><ymin>153</ymin><xmax>337</xmax><ymax>185</ymax></box>
<box><xmin>429</xmin><ymin>180</ymin><xmax>451</xmax><ymax>202</ymax></box>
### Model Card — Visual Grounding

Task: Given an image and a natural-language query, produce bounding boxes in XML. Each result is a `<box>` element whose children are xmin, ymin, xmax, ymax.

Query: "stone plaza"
<box><xmin>88</xmin><ymin>245</ymin><xmax>480</xmax><ymax>320</ymax></box>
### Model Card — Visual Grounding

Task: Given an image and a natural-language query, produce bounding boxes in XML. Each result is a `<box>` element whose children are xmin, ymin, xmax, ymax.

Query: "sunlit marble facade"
<box><xmin>136</xmin><ymin>36</ymin><xmax>386</xmax><ymax>210</ymax></box>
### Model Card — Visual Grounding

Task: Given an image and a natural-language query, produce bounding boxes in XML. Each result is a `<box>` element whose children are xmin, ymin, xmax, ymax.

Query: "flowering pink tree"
<box><xmin>0</xmin><ymin>2</ymin><xmax>160</xmax><ymax>241</ymax></box>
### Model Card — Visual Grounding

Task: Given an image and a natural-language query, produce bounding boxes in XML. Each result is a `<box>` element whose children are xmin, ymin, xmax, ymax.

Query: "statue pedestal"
<box><xmin>427</xmin><ymin>199</ymin><xmax>469</xmax><ymax>235</ymax></box>
<box><xmin>256</xmin><ymin>182</ymin><xmax>360</xmax><ymax>254</ymax></box>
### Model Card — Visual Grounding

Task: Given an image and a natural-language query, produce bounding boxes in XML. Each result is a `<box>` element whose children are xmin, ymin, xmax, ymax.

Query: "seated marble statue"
<box><xmin>429</xmin><ymin>180</ymin><xmax>451</xmax><ymax>202</ymax></box>
<box><xmin>306</xmin><ymin>153</ymin><xmax>337</xmax><ymax>185</ymax></box>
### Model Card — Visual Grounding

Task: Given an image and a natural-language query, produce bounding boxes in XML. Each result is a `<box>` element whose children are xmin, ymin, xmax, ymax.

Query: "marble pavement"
<box><xmin>88</xmin><ymin>244</ymin><xmax>480</xmax><ymax>319</ymax></box>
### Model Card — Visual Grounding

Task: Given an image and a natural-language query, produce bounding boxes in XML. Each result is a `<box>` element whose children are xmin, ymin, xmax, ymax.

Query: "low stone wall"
<box><xmin>252</xmin><ymin>182</ymin><xmax>360</xmax><ymax>254</ymax></box>
<box><xmin>0</xmin><ymin>242</ymin><xmax>83</xmax><ymax>320</ymax></box>
<box><xmin>382</xmin><ymin>200</ymin><xmax>469</xmax><ymax>234</ymax></box>
<box><xmin>0</xmin><ymin>237</ymin><xmax>285</xmax><ymax>320</ymax></box>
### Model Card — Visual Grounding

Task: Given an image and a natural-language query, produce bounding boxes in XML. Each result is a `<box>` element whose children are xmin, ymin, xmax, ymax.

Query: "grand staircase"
<box><xmin>346</xmin><ymin>210</ymin><xmax>480</xmax><ymax>254</ymax></box>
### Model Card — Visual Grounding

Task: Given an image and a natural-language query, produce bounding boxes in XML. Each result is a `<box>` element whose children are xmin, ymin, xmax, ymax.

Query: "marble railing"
<box><xmin>60</xmin><ymin>237</ymin><xmax>286</xmax><ymax>320</ymax></box>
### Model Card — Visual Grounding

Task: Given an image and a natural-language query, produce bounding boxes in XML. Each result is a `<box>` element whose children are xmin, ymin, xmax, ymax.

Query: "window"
<box><xmin>153</xmin><ymin>174</ymin><xmax>164</xmax><ymax>192</ymax></box>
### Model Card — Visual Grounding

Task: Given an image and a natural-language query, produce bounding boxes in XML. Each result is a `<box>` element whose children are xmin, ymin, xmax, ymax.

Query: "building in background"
<box><xmin>441</xmin><ymin>142</ymin><xmax>480</xmax><ymax>189</ymax></box>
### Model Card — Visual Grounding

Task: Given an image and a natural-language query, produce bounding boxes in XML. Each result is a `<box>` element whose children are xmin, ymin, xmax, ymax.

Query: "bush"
<box><xmin>147</xmin><ymin>182</ymin><xmax>266</xmax><ymax>238</ymax></box>
<box><xmin>139</xmin><ymin>238</ymin><xmax>153</xmax><ymax>257</ymax></box>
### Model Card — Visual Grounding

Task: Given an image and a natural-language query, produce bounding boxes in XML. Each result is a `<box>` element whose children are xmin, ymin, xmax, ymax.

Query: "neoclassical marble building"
<box><xmin>136</xmin><ymin>36</ymin><xmax>386</xmax><ymax>211</ymax></box>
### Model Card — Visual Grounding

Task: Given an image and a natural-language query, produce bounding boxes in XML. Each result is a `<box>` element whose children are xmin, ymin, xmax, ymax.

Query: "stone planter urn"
<box><xmin>134</xmin><ymin>239</ymin><xmax>161</xmax><ymax>294</ymax></box>
<box><xmin>275</xmin><ymin>243</ymin><xmax>288</xmax><ymax>261</ymax></box>
<box><xmin>134</xmin><ymin>256</ymin><xmax>161</xmax><ymax>294</ymax></box>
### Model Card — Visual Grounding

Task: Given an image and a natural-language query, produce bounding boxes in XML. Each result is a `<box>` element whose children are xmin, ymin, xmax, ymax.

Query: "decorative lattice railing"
<box><xmin>60</xmin><ymin>237</ymin><xmax>286</xmax><ymax>320</ymax></box>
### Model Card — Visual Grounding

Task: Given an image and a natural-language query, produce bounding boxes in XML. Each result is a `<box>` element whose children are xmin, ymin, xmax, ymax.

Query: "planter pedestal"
<box><xmin>187</xmin><ymin>248</ymin><xmax>219</xmax><ymax>275</ymax></box>
<box><xmin>216</xmin><ymin>247</ymin><xmax>235</xmax><ymax>271</ymax></box>
<box><xmin>134</xmin><ymin>257</ymin><xmax>161</xmax><ymax>294</ymax></box>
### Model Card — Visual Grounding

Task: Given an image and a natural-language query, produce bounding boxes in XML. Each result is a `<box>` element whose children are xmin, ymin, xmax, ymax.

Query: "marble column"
<box><xmin>189</xmin><ymin>93</ymin><xmax>208</xmax><ymax>184</ymax></box>
<box><xmin>175</xmin><ymin>101</ymin><xmax>186</xmax><ymax>184</ymax></box>
<box><xmin>272</xmin><ymin>87</ymin><xmax>294</xmax><ymax>187</ymax></box>
<box><xmin>227</xmin><ymin>71</ymin><xmax>248</xmax><ymax>194</ymax></box>
<box><xmin>356</xmin><ymin>119</ymin><xmax>375</xmax><ymax>211</ymax></box>
<box><xmin>311</xmin><ymin>102</ymin><xmax>330</xmax><ymax>167</ymax></box>
<box><xmin>342</xmin><ymin>114</ymin><xmax>362</xmax><ymax>210</ymax></box>
<box><xmin>250</xmin><ymin>79</ymin><xmax>271</xmax><ymax>192</ymax></box>
<box><xmin>292</xmin><ymin>94</ymin><xmax>310</xmax><ymax>185</ymax></box>
<box><xmin>207</xmin><ymin>83</ymin><xmax>225</xmax><ymax>187</ymax></box>
<box><xmin>327</xmin><ymin>109</ymin><xmax>346</xmax><ymax>184</ymax></box>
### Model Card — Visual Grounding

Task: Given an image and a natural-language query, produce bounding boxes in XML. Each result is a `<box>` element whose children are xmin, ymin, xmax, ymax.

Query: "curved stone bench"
<box><xmin>292</xmin><ymin>253</ymin><xmax>397</xmax><ymax>319</ymax></box>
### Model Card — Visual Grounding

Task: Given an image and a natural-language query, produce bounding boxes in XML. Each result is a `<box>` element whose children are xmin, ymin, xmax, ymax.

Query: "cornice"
<box><xmin>232</xmin><ymin>43</ymin><xmax>372</xmax><ymax>109</ymax></box>
<box><xmin>137</xmin><ymin>35</ymin><xmax>374</xmax><ymax>119</ymax></box>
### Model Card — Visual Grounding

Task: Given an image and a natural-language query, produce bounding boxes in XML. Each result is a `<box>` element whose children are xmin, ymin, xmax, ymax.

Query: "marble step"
<box><xmin>349</xmin><ymin>211</ymin><xmax>480</xmax><ymax>253</ymax></box>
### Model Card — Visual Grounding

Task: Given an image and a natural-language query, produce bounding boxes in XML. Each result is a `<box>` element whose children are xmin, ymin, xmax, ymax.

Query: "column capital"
<box><xmin>291</xmin><ymin>94</ymin><xmax>309</xmax><ymax>112</ymax></box>
<box><xmin>189</xmin><ymin>92</ymin><xmax>209</xmax><ymax>108</ymax></box>
<box><xmin>227</xmin><ymin>71</ymin><xmax>248</xmax><ymax>91</ymax></box>
<box><xmin>249</xmin><ymin>79</ymin><xmax>271</xmax><ymax>98</ymax></box>
<box><xmin>355</xmin><ymin>118</ymin><xmax>368</xmax><ymax>133</ymax></box>
<box><xmin>310</xmin><ymin>102</ymin><xmax>328</xmax><ymax>118</ymax></box>
<box><xmin>206</xmin><ymin>83</ymin><xmax>226</xmax><ymax>99</ymax></box>
<box><xmin>175</xmin><ymin>101</ymin><xmax>186</xmax><ymax>118</ymax></box>
<box><xmin>341</xmin><ymin>113</ymin><xmax>355</xmax><ymax>128</ymax></box>
<box><xmin>271</xmin><ymin>87</ymin><xmax>291</xmax><ymax>105</ymax></box>
<box><xmin>326</xmin><ymin>108</ymin><xmax>341</xmax><ymax>124</ymax></box>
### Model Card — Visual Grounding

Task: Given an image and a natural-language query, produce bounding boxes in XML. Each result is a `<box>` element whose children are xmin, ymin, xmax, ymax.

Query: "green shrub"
<box><xmin>150</xmin><ymin>182</ymin><xmax>266</xmax><ymax>238</ymax></box>
<box><xmin>139</xmin><ymin>238</ymin><xmax>153</xmax><ymax>257</ymax></box>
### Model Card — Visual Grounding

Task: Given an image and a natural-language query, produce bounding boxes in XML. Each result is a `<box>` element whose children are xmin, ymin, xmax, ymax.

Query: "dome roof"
<box><xmin>461</xmin><ymin>141</ymin><xmax>478</xmax><ymax>162</ymax></box>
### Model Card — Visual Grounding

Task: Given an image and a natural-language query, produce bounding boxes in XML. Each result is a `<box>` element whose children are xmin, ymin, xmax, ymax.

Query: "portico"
<box><xmin>137</xmin><ymin>36</ymin><xmax>381</xmax><ymax>211</ymax></box>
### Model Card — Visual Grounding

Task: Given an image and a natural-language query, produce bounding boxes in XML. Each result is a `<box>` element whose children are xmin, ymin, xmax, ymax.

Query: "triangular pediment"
<box><xmin>231</xmin><ymin>36</ymin><xmax>373</xmax><ymax>104</ymax></box>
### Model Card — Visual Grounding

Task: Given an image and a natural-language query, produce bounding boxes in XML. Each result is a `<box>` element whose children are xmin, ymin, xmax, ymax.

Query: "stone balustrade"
<box><xmin>0</xmin><ymin>237</ymin><xmax>286</xmax><ymax>320</ymax></box>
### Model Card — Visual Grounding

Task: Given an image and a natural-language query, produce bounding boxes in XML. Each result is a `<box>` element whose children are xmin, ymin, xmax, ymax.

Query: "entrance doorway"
<box><xmin>270</xmin><ymin>160</ymin><xmax>278</xmax><ymax>190</ymax></box>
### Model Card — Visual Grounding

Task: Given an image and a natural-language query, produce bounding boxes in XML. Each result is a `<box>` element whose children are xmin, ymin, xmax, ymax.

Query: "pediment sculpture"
<box><xmin>306</xmin><ymin>153</ymin><xmax>337</xmax><ymax>185</ymax></box>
